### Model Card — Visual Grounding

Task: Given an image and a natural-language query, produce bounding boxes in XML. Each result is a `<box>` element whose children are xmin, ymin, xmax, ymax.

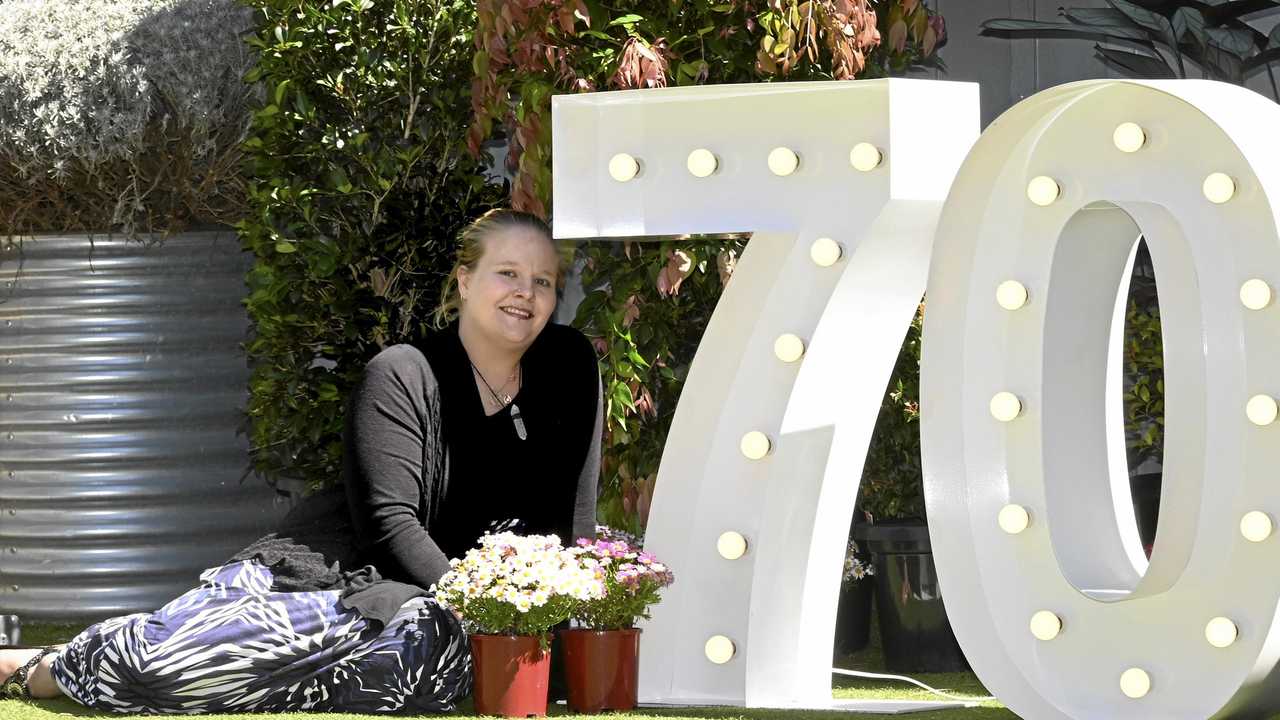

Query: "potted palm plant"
<box><xmin>560</xmin><ymin>528</ymin><xmax>675</xmax><ymax>713</ymax></box>
<box><xmin>433</xmin><ymin>533</ymin><xmax>603</xmax><ymax>718</ymax></box>
<box><xmin>980</xmin><ymin>1</ymin><xmax>1280</xmax><ymax>99</ymax></box>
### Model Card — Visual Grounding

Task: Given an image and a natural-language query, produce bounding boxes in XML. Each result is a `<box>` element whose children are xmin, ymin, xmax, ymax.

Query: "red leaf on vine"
<box><xmin>635</xmin><ymin>386</ymin><xmax>656</xmax><ymax>418</ymax></box>
<box><xmin>611</xmin><ymin>37</ymin><xmax>670</xmax><ymax>89</ymax></box>
<box><xmin>656</xmin><ymin>249</ymin><xmax>693</xmax><ymax>296</ymax></box>
<box><xmin>557</xmin><ymin>5</ymin><xmax>575</xmax><ymax>33</ymax></box>
<box><xmin>622</xmin><ymin>295</ymin><xmax>641</xmax><ymax>327</ymax></box>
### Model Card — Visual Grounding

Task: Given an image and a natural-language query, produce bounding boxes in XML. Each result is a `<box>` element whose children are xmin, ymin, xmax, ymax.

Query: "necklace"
<box><xmin>471</xmin><ymin>362</ymin><xmax>528</xmax><ymax>441</ymax></box>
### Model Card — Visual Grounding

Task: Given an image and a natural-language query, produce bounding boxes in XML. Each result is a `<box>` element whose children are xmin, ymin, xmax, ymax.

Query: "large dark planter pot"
<box><xmin>560</xmin><ymin>628</ymin><xmax>640</xmax><ymax>712</ymax></box>
<box><xmin>469</xmin><ymin>634</ymin><xmax>552</xmax><ymax>717</ymax></box>
<box><xmin>833</xmin><ymin>579</ymin><xmax>874</xmax><ymax>655</ymax></box>
<box><xmin>1130</xmin><ymin>470</ymin><xmax>1162</xmax><ymax>557</ymax></box>
<box><xmin>860</xmin><ymin>522</ymin><xmax>968</xmax><ymax>673</ymax></box>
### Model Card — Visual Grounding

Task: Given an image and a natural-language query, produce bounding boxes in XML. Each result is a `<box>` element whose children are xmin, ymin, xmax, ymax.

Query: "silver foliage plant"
<box><xmin>0</xmin><ymin>0</ymin><xmax>260</xmax><ymax>236</ymax></box>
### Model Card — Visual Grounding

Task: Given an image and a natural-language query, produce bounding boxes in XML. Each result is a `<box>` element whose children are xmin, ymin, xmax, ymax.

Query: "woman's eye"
<box><xmin>499</xmin><ymin>270</ymin><xmax>516</xmax><ymax>278</ymax></box>
<box><xmin>536</xmin><ymin>278</ymin><xmax>552</xmax><ymax>287</ymax></box>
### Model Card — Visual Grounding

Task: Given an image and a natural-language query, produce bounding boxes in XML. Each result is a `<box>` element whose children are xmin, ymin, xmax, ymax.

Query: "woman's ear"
<box><xmin>457</xmin><ymin>266</ymin><xmax>471</xmax><ymax>302</ymax></box>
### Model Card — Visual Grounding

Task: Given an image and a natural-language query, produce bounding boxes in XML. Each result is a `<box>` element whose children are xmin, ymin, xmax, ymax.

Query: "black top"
<box><xmin>231</xmin><ymin>322</ymin><xmax>602</xmax><ymax>624</ymax></box>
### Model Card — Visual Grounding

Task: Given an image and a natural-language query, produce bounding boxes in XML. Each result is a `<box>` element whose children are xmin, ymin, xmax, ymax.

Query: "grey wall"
<box><xmin>925</xmin><ymin>0</ymin><xmax>1120</xmax><ymax>128</ymax></box>
<box><xmin>928</xmin><ymin>1</ymin><xmax>1280</xmax><ymax>127</ymax></box>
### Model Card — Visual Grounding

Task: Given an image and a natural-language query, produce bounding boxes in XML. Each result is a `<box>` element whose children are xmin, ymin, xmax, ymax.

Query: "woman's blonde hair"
<box><xmin>431</xmin><ymin>208</ymin><xmax>568</xmax><ymax>328</ymax></box>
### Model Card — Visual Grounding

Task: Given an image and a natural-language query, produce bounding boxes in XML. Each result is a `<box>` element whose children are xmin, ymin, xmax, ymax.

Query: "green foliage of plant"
<box><xmin>859</xmin><ymin>304</ymin><xmax>924</xmax><ymax>522</ymax></box>
<box><xmin>473</xmin><ymin>0</ymin><xmax>946</xmax><ymax>533</ymax></box>
<box><xmin>0</xmin><ymin>0</ymin><xmax>258</xmax><ymax>237</ymax></box>
<box><xmin>1124</xmin><ymin>243</ymin><xmax>1164</xmax><ymax>470</ymax></box>
<box><xmin>238</xmin><ymin>0</ymin><xmax>504</xmax><ymax>490</ymax></box>
<box><xmin>981</xmin><ymin>0</ymin><xmax>1280</xmax><ymax>98</ymax></box>
<box><xmin>574</xmin><ymin>241</ymin><xmax>747</xmax><ymax>534</ymax></box>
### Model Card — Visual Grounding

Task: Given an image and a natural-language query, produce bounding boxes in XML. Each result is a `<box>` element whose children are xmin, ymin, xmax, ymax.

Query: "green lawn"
<box><xmin>1</xmin><ymin>622</ymin><xmax>1013</xmax><ymax>720</ymax></box>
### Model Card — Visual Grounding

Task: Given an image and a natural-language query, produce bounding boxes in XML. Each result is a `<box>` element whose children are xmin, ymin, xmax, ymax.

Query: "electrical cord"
<box><xmin>831</xmin><ymin>668</ymin><xmax>995</xmax><ymax>704</ymax></box>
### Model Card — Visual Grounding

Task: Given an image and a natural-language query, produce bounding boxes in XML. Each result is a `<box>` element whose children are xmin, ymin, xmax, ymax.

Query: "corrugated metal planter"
<box><xmin>0</xmin><ymin>231</ymin><xmax>286</xmax><ymax>621</ymax></box>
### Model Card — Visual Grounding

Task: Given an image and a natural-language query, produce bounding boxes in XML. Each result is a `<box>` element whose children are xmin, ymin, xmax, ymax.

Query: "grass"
<box><xmin>1</xmin><ymin>619</ymin><xmax>1013</xmax><ymax>720</ymax></box>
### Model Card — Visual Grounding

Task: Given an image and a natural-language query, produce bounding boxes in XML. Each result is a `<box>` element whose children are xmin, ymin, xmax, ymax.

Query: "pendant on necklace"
<box><xmin>510</xmin><ymin>403</ymin><xmax>527</xmax><ymax>441</ymax></box>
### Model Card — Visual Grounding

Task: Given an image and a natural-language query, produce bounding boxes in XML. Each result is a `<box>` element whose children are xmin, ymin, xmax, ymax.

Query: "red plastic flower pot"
<box><xmin>469</xmin><ymin>634</ymin><xmax>552</xmax><ymax>717</ymax></box>
<box><xmin>560</xmin><ymin>628</ymin><xmax>641</xmax><ymax>712</ymax></box>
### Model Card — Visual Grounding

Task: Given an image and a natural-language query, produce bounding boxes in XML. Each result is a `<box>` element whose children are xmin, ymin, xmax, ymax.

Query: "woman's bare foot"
<box><xmin>1</xmin><ymin>647</ymin><xmax>65</xmax><ymax>699</ymax></box>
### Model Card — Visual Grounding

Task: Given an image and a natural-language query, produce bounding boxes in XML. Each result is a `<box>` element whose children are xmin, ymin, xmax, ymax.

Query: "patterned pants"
<box><xmin>49</xmin><ymin>560</ymin><xmax>471</xmax><ymax>714</ymax></box>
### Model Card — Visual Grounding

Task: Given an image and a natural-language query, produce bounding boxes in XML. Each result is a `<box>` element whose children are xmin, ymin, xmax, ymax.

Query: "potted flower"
<box><xmin>433</xmin><ymin>532</ymin><xmax>603</xmax><ymax>718</ymax></box>
<box><xmin>561</xmin><ymin>528</ymin><xmax>675</xmax><ymax>712</ymax></box>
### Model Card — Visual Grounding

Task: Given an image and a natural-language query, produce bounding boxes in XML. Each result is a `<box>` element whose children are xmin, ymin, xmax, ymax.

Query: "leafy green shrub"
<box><xmin>574</xmin><ymin>239</ymin><xmax>748</xmax><ymax>532</ymax></box>
<box><xmin>1123</xmin><ymin>243</ymin><xmax>1163</xmax><ymax>471</ymax></box>
<box><xmin>238</xmin><ymin>0</ymin><xmax>504</xmax><ymax>490</ymax></box>
<box><xmin>470</xmin><ymin>0</ymin><xmax>947</xmax><ymax>533</ymax></box>
<box><xmin>859</xmin><ymin>304</ymin><xmax>925</xmax><ymax>522</ymax></box>
<box><xmin>0</xmin><ymin>0</ymin><xmax>257</xmax><ymax>237</ymax></box>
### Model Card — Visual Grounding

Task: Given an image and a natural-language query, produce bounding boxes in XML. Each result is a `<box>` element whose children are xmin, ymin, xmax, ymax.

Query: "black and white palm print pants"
<box><xmin>48</xmin><ymin>560</ymin><xmax>472</xmax><ymax>714</ymax></box>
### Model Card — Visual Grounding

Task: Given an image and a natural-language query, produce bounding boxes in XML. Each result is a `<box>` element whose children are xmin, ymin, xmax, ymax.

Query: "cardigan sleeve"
<box><xmin>343</xmin><ymin>345</ymin><xmax>452</xmax><ymax>589</ymax></box>
<box><xmin>571</xmin><ymin>376</ymin><xmax>602</xmax><ymax>543</ymax></box>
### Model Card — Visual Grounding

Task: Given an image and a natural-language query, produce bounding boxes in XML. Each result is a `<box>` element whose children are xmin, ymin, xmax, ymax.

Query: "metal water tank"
<box><xmin>0</xmin><ymin>231</ymin><xmax>286</xmax><ymax>621</ymax></box>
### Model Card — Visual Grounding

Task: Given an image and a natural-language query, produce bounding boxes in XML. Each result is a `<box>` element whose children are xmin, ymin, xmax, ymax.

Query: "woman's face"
<box><xmin>457</xmin><ymin>225</ymin><xmax>559</xmax><ymax>351</ymax></box>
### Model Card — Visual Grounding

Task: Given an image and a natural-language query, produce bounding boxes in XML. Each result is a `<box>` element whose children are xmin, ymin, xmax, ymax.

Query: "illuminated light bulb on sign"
<box><xmin>1240</xmin><ymin>511</ymin><xmax>1273</xmax><ymax>542</ymax></box>
<box><xmin>1246</xmin><ymin>394</ymin><xmax>1278</xmax><ymax>426</ymax></box>
<box><xmin>608</xmin><ymin>153</ymin><xmax>640</xmax><ymax>182</ymax></box>
<box><xmin>767</xmin><ymin>147</ymin><xmax>799</xmax><ymax>176</ymax></box>
<box><xmin>687</xmin><ymin>149</ymin><xmax>718</xmax><ymax>178</ymax></box>
<box><xmin>704</xmin><ymin>635</ymin><xmax>735</xmax><ymax>664</ymax></box>
<box><xmin>1203</xmin><ymin>172</ymin><xmax>1236</xmax><ymax>204</ymax></box>
<box><xmin>1113</xmin><ymin>122</ymin><xmax>1146</xmax><ymax>153</ymax></box>
<box><xmin>739</xmin><ymin>431</ymin><xmax>771</xmax><ymax>460</ymax></box>
<box><xmin>997</xmin><ymin>504</ymin><xmax>1031</xmax><ymax>534</ymax></box>
<box><xmin>849</xmin><ymin>142</ymin><xmax>882</xmax><ymax>172</ymax></box>
<box><xmin>1120</xmin><ymin>668</ymin><xmax>1152</xmax><ymax>699</ymax></box>
<box><xmin>1240</xmin><ymin>279</ymin><xmax>1272</xmax><ymax>310</ymax></box>
<box><xmin>1026</xmin><ymin>175</ymin><xmax>1060</xmax><ymax>206</ymax></box>
<box><xmin>1029</xmin><ymin>611</ymin><xmax>1062</xmax><ymax>641</ymax></box>
<box><xmin>1205</xmin><ymin>617</ymin><xmax>1239</xmax><ymax>648</ymax></box>
<box><xmin>717</xmin><ymin>532</ymin><xmax>748</xmax><ymax>560</ymax></box>
<box><xmin>809</xmin><ymin>237</ymin><xmax>842</xmax><ymax>267</ymax></box>
<box><xmin>989</xmin><ymin>392</ymin><xmax>1022</xmax><ymax>422</ymax></box>
<box><xmin>995</xmin><ymin>280</ymin><xmax>1029</xmax><ymax>310</ymax></box>
<box><xmin>773</xmin><ymin>334</ymin><xmax>805</xmax><ymax>363</ymax></box>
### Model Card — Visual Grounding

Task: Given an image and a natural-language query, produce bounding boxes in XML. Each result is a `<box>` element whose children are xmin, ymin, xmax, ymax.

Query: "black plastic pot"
<box><xmin>1129</xmin><ymin>470</ymin><xmax>1162</xmax><ymax>557</ymax></box>
<box><xmin>859</xmin><ymin>522</ymin><xmax>968</xmax><ymax>673</ymax></box>
<box><xmin>833</xmin><ymin>579</ymin><xmax>874</xmax><ymax>655</ymax></box>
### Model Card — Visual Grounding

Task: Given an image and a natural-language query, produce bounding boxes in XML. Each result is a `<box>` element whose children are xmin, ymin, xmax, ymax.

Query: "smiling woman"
<box><xmin>0</xmin><ymin>209</ymin><xmax>603</xmax><ymax>714</ymax></box>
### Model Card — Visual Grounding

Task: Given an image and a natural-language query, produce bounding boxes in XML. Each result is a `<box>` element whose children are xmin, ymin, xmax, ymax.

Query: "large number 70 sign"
<box><xmin>552</xmin><ymin>79</ymin><xmax>1280</xmax><ymax>719</ymax></box>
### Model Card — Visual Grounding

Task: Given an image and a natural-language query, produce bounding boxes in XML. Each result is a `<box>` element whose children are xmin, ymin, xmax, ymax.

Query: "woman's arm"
<box><xmin>344</xmin><ymin>345</ymin><xmax>452</xmax><ymax>589</ymax></box>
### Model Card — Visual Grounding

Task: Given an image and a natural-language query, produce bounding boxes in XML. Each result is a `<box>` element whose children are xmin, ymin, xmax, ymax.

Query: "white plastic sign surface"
<box><xmin>551</xmin><ymin>78</ymin><xmax>1280</xmax><ymax>719</ymax></box>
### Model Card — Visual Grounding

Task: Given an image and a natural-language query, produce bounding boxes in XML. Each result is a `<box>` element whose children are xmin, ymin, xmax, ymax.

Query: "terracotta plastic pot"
<box><xmin>560</xmin><ymin>628</ymin><xmax>640</xmax><ymax>712</ymax></box>
<box><xmin>469</xmin><ymin>634</ymin><xmax>552</xmax><ymax>717</ymax></box>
